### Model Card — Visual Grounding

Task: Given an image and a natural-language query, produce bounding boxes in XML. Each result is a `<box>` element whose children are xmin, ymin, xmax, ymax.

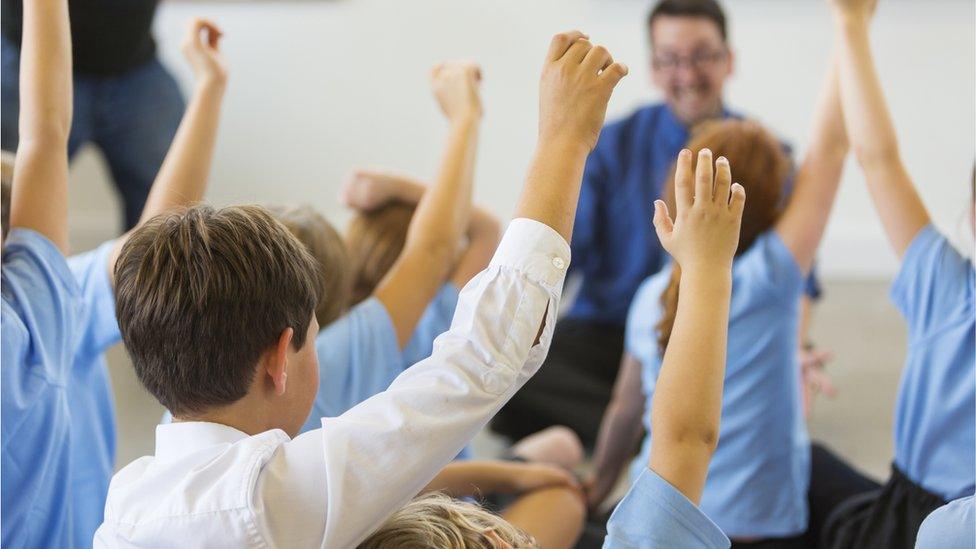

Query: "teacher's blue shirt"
<box><xmin>569</xmin><ymin>103</ymin><xmax>815</xmax><ymax>326</ymax></box>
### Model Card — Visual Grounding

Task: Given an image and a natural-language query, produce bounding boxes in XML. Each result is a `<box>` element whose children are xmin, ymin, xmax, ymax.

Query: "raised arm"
<box><xmin>586</xmin><ymin>352</ymin><xmax>646</xmax><ymax>511</ymax></box>
<box><xmin>9</xmin><ymin>0</ymin><xmax>72</xmax><ymax>252</ymax></box>
<box><xmin>373</xmin><ymin>63</ymin><xmax>481</xmax><ymax>347</ymax></box>
<box><xmin>108</xmin><ymin>19</ymin><xmax>227</xmax><ymax>280</ymax></box>
<box><xmin>828</xmin><ymin>0</ymin><xmax>930</xmax><ymax>257</ymax></box>
<box><xmin>340</xmin><ymin>170</ymin><xmax>502</xmax><ymax>288</ymax></box>
<box><xmin>513</xmin><ymin>31</ymin><xmax>627</xmax><ymax>241</ymax></box>
<box><xmin>647</xmin><ymin>150</ymin><xmax>743</xmax><ymax>503</ymax></box>
<box><xmin>774</xmin><ymin>54</ymin><xmax>849</xmax><ymax>274</ymax></box>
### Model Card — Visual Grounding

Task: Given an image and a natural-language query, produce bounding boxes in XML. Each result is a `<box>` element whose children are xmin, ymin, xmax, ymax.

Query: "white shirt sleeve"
<box><xmin>254</xmin><ymin>218</ymin><xmax>571</xmax><ymax>548</ymax></box>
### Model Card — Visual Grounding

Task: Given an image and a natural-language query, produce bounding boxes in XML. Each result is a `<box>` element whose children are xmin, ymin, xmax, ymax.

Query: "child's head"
<box><xmin>358</xmin><ymin>493</ymin><xmax>537</xmax><ymax>549</ymax></box>
<box><xmin>114</xmin><ymin>204</ymin><xmax>322</xmax><ymax>436</ymax></box>
<box><xmin>269</xmin><ymin>204</ymin><xmax>352</xmax><ymax>327</ymax></box>
<box><xmin>656</xmin><ymin>119</ymin><xmax>790</xmax><ymax>352</ymax></box>
<box><xmin>345</xmin><ymin>202</ymin><xmax>416</xmax><ymax>305</ymax></box>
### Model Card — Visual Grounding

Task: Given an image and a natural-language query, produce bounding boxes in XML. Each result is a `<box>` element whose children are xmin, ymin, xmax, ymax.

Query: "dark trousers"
<box><xmin>805</xmin><ymin>442</ymin><xmax>883</xmax><ymax>547</ymax></box>
<box><xmin>821</xmin><ymin>463</ymin><xmax>945</xmax><ymax>549</ymax></box>
<box><xmin>491</xmin><ymin>318</ymin><xmax>625</xmax><ymax>448</ymax></box>
<box><xmin>1</xmin><ymin>36</ymin><xmax>185</xmax><ymax>231</ymax></box>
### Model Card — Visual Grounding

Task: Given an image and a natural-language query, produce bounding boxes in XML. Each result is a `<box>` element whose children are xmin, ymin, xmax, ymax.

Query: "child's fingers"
<box><xmin>581</xmin><ymin>45</ymin><xmax>612</xmax><ymax>75</ymax></box>
<box><xmin>673</xmin><ymin>149</ymin><xmax>694</xmax><ymax>213</ymax></box>
<box><xmin>728</xmin><ymin>182</ymin><xmax>746</xmax><ymax>218</ymax></box>
<box><xmin>202</xmin><ymin>21</ymin><xmax>223</xmax><ymax>50</ymax></box>
<box><xmin>713</xmin><ymin>156</ymin><xmax>732</xmax><ymax>205</ymax></box>
<box><xmin>599</xmin><ymin>62</ymin><xmax>629</xmax><ymax>88</ymax></box>
<box><xmin>564</xmin><ymin>39</ymin><xmax>594</xmax><ymax>65</ymax></box>
<box><xmin>546</xmin><ymin>30</ymin><xmax>588</xmax><ymax>62</ymax></box>
<box><xmin>694</xmin><ymin>148</ymin><xmax>713</xmax><ymax>204</ymax></box>
<box><xmin>652</xmin><ymin>200</ymin><xmax>674</xmax><ymax>238</ymax></box>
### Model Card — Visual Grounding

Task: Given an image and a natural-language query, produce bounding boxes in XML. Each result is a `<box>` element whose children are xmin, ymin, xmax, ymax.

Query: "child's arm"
<box><xmin>513</xmin><ymin>32</ymin><xmax>627</xmax><ymax>242</ymax></box>
<box><xmin>586</xmin><ymin>352</ymin><xmax>646</xmax><ymax>510</ymax></box>
<box><xmin>372</xmin><ymin>63</ymin><xmax>481</xmax><ymax>347</ymax></box>
<box><xmin>264</xmin><ymin>31</ymin><xmax>627</xmax><ymax>548</ymax></box>
<box><xmin>774</xmin><ymin>54</ymin><xmax>849</xmax><ymax>275</ymax></box>
<box><xmin>9</xmin><ymin>0</ymin><xmax>72</xmax><ymax>252</ymax></box>
<box><xmin>421</xmin><ymin>460</ymin><xmax>577</xmax><ymax>498</ymax></box>
<box><xmin>107</xmin><ymin>19</ymin><xmax>227</xmax><ymax>279</ymax></box>
<box><xmin>340</xmin><ymin>170</ymin><xmax>502</xmax><ymax>288</ymax></box>
<box><xmin>828</xmin><ymin>0</ymin><xmax>930</xmax><ymax>258</ymax></box>
<box><xmin>647</xmin><ymin>150</ymin><xmax>743</xmax><ymax>503</ymax></box>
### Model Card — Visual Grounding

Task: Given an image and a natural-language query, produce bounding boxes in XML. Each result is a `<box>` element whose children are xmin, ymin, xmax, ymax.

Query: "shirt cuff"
<box><xmin>489</xmin><ymin>218</ymin><xmax>571</xmax><ymax>291</ymax></box>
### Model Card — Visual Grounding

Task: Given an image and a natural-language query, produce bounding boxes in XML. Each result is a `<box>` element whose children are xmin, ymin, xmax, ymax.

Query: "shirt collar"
<box><xmin>154</xmin><ymin>421</ymin><xmax>252</xmax><ymax>461</ymax></box>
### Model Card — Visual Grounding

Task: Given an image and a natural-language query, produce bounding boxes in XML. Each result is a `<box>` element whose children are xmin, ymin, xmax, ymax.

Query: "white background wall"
<box><xmin>68</xmin><ymin>0</ymin><xmax>975</xmax><ymax>277</ymax></box>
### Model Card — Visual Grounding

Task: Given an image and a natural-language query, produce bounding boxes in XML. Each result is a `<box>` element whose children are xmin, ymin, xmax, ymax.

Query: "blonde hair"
<box><xmin>345</xmin><ymin>202</ymin><xmax>416</xmax><ymax>306</ymax></box>
<box><xmin>268</xmin><ymin>205</ymin><xmax>352</xmax><ymax>328</ymax></box>
<box><xmin>359</xmin><ymin>493</ymin><xmax>538</xmax><ymax>549</ymax></box>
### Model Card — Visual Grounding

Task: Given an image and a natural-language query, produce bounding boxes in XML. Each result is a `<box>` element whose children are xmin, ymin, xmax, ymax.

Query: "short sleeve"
<box><xmin>915</xmin><ymin>496</ymin><xmax>975</xmax><ymax>549</ymax></box>
<box><xmin>740</xmin><ymin>231</ymin><xmax>804</xmax><ymax>301</ymax></box>
<box><xmin>890</xmin><ymin>225</ymin><xmax>973</xmax><ymax>340</ymax></box>
<box><xmin>625</xmin><ymin>270</ymin><xmax>670</xmax><ymax>374</ymax></box>
<box><xmin>301</xmin><ymin>298</ymin><xmax>402</xmax><ymax>429</ymax></box>
<box><xmin>68</xmin><ymin>239</ymin><xmax>121</xmax><ymax>358</ymax></box>
<box><xmin>1</xmin><ymin>229</ymin><xmax>80</xmax><ymax>387</ymax></box>
<box><xmin>402</xmin><ymin>284</ymin><xmax>459</xmax><ymax>368</ymax></box>
<box><xmin>604</xmin><ymin>467</ymin><xmax>730</xmax><ymax>548</ymax></box>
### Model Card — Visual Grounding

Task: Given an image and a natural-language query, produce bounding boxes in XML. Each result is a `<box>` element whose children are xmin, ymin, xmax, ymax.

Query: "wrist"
<box><xmin>533</xmin><ymin>135</ymin><xmax>591</xmax><ymax>164</ymax></box>
<box><xmin>449</xmin><ymin>111</ymin><xmax>482</xmax><ymax>129</ymax></box>
<box><xmin>833</xmin><ymin>11</ymin><xmax>870</xmax><ymax>30</ymax></box>
<box><xmin>195</xmin><ymin>75</ymin><xmax>227</xmax><ymax>95</ymax></box>
<box><xmin>678</xmin><ymin>265</ymin><xmax>732</xmax><ymax>291</ymax></box>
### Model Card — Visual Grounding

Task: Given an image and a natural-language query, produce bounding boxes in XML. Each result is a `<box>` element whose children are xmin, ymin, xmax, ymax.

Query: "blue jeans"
<box><xmin>1</xmin><ymin>36</ymin><xmax>185</xmax><ymax>230</ymax></box>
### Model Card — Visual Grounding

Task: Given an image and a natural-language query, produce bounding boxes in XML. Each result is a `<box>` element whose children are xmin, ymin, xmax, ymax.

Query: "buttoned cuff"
<box><xmin>489</xmin><ymin>218</ymin><xmax>571</xmax><ymax>291</ymax></box>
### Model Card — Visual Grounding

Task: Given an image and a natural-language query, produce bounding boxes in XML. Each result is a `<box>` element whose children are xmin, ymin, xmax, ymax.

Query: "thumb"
<box><xmin>652</xmin><ymin>200</ymin><xmax>674</xmax><ymax>241</ymax></box>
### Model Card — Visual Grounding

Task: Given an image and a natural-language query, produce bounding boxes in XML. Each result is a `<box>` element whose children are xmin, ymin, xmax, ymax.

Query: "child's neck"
<box><xmin>178</xmin><ymin>393</ymin><xmax>282</xmax><ymax>437</ymax></box>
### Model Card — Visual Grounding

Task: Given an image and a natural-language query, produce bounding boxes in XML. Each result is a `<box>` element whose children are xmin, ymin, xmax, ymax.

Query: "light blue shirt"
<box><xmin>1</xmin><ymin>229</ymin><xmax>82</xmax><ymax>548</ymax></box>
<box><xmin>604</xmin><ymin>467</ymin><xmax>730</xmax><ymax>548</ymax></box>
<box><xmin>915</xmin><ymin>495</ymin><xmax>975</xmax><ymax>549</ymax></box>
<box><xmin>66</xmin><ymin>240</ymin><xmax>122</xmax><ymax>548</ymax></box>
<box><xmin>300</xmin><ymin>285</ymin><xmax>463</xmax><ymax>440</ymax></box>
<box><xmin>625</xmin><ymin>231</ymin><xmax>809</xmax><ymax>538</ymax></box>
<box><xmin>890</xmin><ymin>225</ymin><xmax>975</xmax><ymax>501</ymax></box>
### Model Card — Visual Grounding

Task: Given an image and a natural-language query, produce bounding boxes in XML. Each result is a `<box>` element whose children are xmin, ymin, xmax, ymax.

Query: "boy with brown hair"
<box><xmin>96</xmin><ymin>29</ymin><xmax>627</xmax><ymax>547</ymax></box>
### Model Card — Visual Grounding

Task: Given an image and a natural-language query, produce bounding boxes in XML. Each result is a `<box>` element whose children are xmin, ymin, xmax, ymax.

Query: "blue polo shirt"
<box><xmin>301</xmin><ymin>284</ymin><xmax>462</xmax><ymax>432</ymax></box>
<box><xmin>890</xmin><ymin>225</ymin><xmax>975</xmax><ymax>501</ymax></box>
<box><xmin>1</xmin><ymin>229</ymin><xmax>82</xmax><ymax>548</ymax></box>
<box><xmin>66</xmin><ymin>240</ymin><xmax>122</xmax><ymax>548</ymax></box>
<box><xmin>569</xmin><ymin>103</ymin><xmax>816</xmax><ymax>326</ymax></box>
<box><xmin>604</xmin><ymin>467</ymin><xmax>730</xmax><ymax>548</ymax></box>
<box><xmin>915</xmin><ymin>495</ymin><xmax>975</xmax><ymax>549</ymax></box>
<box><xmin>626</xmin><ymin>231</ymin><xmax>809</xmax><ymax>538</ymax></box>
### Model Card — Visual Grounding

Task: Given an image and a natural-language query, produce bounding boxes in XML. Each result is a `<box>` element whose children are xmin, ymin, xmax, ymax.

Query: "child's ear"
<box><xmin>266</xmin><ymin>327</ymin><xmax>294</xmax><ymax>396</ymax></box>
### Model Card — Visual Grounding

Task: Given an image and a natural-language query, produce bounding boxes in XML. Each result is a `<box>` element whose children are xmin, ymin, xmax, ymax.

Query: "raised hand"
<box><xmin>538</xmin><ymin>30</ymin><xmax>628</xmax><ymax>151</ymax></box>
<box><xmin>339</xmin><ymin>169</ymin><xmax>405</xmax><ymax>212</ymax></box>
<box><xmin>430</xmin><ymin>61</ymin><xmax>482</xmax><ymax>122</ymax></box>
<box><xmin>653</xmin><ymin>149</ymin><xmax>745</xmax><ymax>272</ymax></box>
<box><xmin>181</xmin><ymin>18</ymin><xmax>227</xmax><ymax>86</ymax></box>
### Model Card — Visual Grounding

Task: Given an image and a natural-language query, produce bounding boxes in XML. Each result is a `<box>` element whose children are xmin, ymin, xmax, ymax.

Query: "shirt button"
<box><xmin>552</xmin><ymin>257</ymin><xmax>566</xmax><ymax>270</ymax></box>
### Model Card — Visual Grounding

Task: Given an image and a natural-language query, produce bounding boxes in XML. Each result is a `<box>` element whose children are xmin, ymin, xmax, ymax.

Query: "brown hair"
<box><xmin>648</xmin><ymin>0</ymin><xmax>728</xmax><ymax>42</ymax></box>
<box><xmin>655</xmin><ymin>119</ymin><xmax>790</xmax><ymax>354</ymax></box>
<box><xmin>358</xmin><ymin>493</ymin><xmax>538</xmax><ymax>549</ymax></box>
<box><xmin>269</xmin><ymin>205</ymin><xmax>352</xmax><ymax>327</ymax></box>
<box><xmin>114</xmin><ymin>204</ymin><xmax>321</xmax><ymax>417</ymax></box>
<box><xmin>345</xmin><ymin>202</ymin><xmax>416</xmax><ymax>306</ymax></box>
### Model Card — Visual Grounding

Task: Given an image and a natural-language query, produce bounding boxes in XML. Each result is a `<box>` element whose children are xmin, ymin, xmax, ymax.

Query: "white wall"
<box><xmin>68</xmin><ymin>0</ymin><xmax>975</xmax><ymax>277</ymax></box>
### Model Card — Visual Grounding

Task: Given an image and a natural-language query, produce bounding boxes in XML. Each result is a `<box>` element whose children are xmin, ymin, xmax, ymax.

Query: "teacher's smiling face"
<box><xmin>650</xmin><ymin>14</ymin><xmax>734</xmax><ymax>126</ymax></box>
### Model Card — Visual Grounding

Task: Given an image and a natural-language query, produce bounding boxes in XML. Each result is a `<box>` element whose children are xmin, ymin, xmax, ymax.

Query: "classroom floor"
<box><xmin>108</xmin><ymin>279</ymin><xmax>905</xmax><ymax>485</ymax></box>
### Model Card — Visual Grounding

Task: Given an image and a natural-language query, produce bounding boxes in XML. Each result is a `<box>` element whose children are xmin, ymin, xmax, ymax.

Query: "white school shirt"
<box><xmin>94</xmin><ymin>218</ymin><xmax>570</xmax><ymax>549</ymax></box>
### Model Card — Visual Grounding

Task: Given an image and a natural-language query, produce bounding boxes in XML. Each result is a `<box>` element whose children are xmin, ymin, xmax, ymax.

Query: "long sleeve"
<box><xmin>256</xmin><ymin>218</ymin><xmax>571</xmax><ymax>548</ymax></box>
